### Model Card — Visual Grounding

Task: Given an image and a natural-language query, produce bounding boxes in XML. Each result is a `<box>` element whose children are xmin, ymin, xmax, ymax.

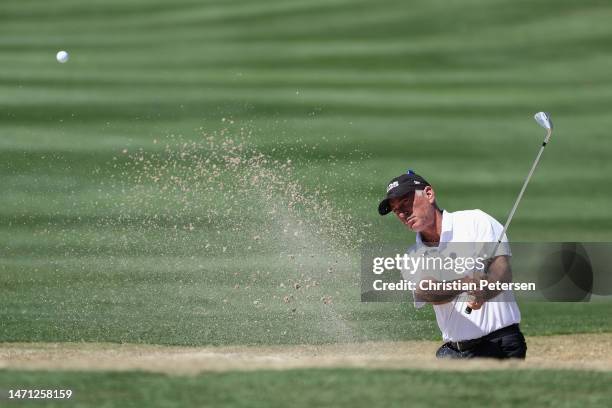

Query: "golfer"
<box><xmin>378</xmin><ymin>170</ymin><xmax>527</xmax><ymax>359</ymax></box>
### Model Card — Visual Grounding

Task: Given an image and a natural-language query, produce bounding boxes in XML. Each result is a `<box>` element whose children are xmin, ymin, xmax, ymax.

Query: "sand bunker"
<box><xmin>1</xmin><ymin>333</ymin><xmax>611</xmax><ymax>375</ymax></box>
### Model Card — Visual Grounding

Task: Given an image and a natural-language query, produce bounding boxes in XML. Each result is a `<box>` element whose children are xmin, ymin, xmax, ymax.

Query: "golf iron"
<box><xmin>465</xmin><ymin>112</ymin><xmax>554</xmax><ymax>314</ymax></box>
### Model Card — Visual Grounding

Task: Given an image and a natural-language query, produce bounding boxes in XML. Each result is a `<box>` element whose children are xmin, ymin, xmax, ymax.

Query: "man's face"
<box><xmin>389</xmin><ymin>187</ymin><xmax>436</xmax><ymax>232</ymax></box>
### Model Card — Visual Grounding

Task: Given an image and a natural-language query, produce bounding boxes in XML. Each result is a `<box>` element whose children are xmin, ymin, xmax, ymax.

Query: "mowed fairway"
<box><xmin>1</xmin><ymin>0</ymin><xmax>612</xmax><ymax>406</ymax></box>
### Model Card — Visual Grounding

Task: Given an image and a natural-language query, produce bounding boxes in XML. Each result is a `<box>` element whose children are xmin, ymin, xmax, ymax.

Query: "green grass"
<box><xmin>1</xmin><ymin>252</ymin><xmax>610</xmax><ymax>345</ymax></box>
<box><xmin>2</xmin><ymin>368</ymin><xmax>611</xmax><ymax>408</ymax></box>
<box><xmin>1</xmin><ymin>0</ymin><xmax>612</xmax><ymax>348</ymax></box>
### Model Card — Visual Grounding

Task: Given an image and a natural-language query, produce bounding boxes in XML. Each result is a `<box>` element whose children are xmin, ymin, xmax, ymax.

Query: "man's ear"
<box><xmin>424</xmin><ymin>186</ymin><xmax>436</xmax><ymax>203</ymax></box>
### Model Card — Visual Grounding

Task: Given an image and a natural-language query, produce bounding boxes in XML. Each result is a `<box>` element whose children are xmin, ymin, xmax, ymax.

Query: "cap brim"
<box><xmin>378</xmin><ymin>198</ymin><xmax>391</xmax><ymax>215</ymax></box>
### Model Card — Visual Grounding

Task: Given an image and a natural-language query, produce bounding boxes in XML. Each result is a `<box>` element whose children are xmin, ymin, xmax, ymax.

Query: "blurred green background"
<box><xmin>1</xmin><ymin>0</ymin><xmax>611</xmax><ymax>348</ymax></box>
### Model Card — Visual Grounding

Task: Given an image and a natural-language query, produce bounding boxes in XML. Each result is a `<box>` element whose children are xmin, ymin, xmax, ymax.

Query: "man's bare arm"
<box><xmin>467</xmin><ymin>255</ymin><xmax>512</xmax><ymax>309</ymax></box>
<box><xmin>479</xmin><ymin>255</ymin><xmax>512</xmax><ymax>299</ymax></box>
<box><xmin>415</xmin><ymin>276</ymin><xmax>473</xmax><ymax>304</ymax></box>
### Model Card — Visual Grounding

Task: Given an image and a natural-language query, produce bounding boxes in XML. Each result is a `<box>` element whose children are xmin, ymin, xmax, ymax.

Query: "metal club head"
<box><xmin>534</xmin><ymin>112</ymin><xmax>553</xmax><ymax>143</ymax></box>
<box><xmin>534</xmin><ymin>112</ymin><xmax>552</xmax><ymax>130</ymax></box>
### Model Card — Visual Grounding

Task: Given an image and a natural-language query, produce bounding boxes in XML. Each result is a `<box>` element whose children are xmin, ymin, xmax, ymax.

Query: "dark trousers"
<box><xmin>436</xmin><ymin>324</ymin><xmax>527</xmax><ymax>359</ymax></box>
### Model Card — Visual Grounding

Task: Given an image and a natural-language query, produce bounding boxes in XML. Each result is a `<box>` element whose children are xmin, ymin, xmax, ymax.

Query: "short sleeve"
<box><xmin>474</xmin><ymin>210</ymin><xmax>512</xmax><ymax>258</ymax></box>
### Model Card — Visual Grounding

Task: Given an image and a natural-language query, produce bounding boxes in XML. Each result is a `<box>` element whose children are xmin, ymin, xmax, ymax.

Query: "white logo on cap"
<box><xmin>414</xmin><ymin>181</ymin><xmax>420</xmax><ymax>184</ymax></box>
<box><xmin>387</xmin><ymin>181</ymin><xmax>399</xmax><ymax>192</ymax></box>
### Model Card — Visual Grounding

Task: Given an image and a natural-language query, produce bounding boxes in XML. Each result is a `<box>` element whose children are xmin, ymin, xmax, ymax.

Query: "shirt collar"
<box><xmin>440</xmin><ymin>209</ymin><xmax>453</xmax><ymax>241</ymax></box>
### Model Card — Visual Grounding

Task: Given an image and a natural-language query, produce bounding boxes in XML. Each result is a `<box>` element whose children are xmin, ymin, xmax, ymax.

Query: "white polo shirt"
<box><xmin>406</xmin><ymin>209</ymin><xmax>521</xmax><ymax>342</ymax></box>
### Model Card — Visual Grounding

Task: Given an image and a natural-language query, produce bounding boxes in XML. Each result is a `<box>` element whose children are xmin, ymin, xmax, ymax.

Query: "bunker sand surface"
<box><xmin>1</xmin><ymin>334</ymin><xmax>611</xmax><ymax>374</ymax></box>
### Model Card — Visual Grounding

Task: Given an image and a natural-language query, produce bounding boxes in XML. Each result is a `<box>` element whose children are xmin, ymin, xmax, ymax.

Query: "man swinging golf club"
<box><xmin>377</xmin><ymin>112</ymin><xmax>552</xmax><ymax>359</ymax></box>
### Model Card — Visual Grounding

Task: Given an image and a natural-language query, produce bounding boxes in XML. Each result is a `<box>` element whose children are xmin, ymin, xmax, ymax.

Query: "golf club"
<box><xmin>465</xmin><ymin>112</ymin><xmax>553</xmax><ymax>314</ymax></box>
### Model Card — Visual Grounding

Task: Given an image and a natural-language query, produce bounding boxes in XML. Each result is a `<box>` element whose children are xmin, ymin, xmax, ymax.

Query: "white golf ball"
<box><xmin>56</xmin><ymin>50</ymin><xmax>69</xmax><ymax>63</ymax></box>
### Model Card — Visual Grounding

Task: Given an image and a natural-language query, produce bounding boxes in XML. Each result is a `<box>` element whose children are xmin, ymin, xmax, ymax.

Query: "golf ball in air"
<box><xmin>56</xmin><ymin>50</ymin><xmax>69</xmax><ymax>63</ymax></box>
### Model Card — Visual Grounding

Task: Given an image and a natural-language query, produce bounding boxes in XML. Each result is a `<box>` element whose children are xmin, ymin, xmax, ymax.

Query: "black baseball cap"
<box><xmin>378</xmin><ymin>170</ymin><xmax>431</xmax><ymax>215</ymax></box>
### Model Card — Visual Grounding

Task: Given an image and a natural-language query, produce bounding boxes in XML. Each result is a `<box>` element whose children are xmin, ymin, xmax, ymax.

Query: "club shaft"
<box><xmin>497</xmin><ymin>142</ymin><xmax>547</xmax><ymax>245</ymax></box>
<box><xmin>465</xmin><ymin>140</ymin><xmax>549</xmax><ymax>314</ymax></box>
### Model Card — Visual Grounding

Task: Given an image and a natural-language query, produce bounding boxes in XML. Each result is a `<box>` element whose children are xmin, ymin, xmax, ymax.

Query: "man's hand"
<box><xmin>465</xmin><ymin>271</ymin><xmax>486</xmax><ymax>309</ymax></box>
<box><xmin>466</xmin><ymin>295</ymin><xmax>484</xmax><ymax>310</ymax></box>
